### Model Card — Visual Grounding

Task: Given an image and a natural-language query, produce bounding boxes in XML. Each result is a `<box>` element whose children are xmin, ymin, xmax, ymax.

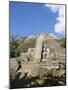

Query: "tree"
<box><xmin>10</xmin><ymin>36</ymin><xmax>26</xmax><ymax>58</ymax></box>
<box><xmin>59</xmin><ymin>38</ymin><xmax>66</xmax><ymax>48</ymax></box>
<box><xmin>10</xmin><ymin>36</ymin><xmax>19</xmax><ymax>58</ymax></box>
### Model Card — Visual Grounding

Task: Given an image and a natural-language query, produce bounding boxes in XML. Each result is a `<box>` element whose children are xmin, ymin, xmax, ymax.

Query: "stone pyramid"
<box><xmin>10</xmin><ymin>33</ymin><xmax>65</xmax><ymax>79</ymax></box>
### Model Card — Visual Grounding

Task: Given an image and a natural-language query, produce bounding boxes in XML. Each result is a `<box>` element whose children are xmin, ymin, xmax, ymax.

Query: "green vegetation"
<box><xmin>59</xmin><ymin>38</ymin><xmax>66</xmax><ymax>48</ymax></box>
<box><xmin>16</xmin><ymin>37</ymin><xmax>36</xmax><ymax>53</ymax></box>
<box><xmin>16</xmin><ymin>37</ymin><xmax>26</xmax><ymax>46</ymax></box>
<box><xmin>10</xmin><ymin>36</ymin><xmax>26</xmax><ymax>58</ymax></box>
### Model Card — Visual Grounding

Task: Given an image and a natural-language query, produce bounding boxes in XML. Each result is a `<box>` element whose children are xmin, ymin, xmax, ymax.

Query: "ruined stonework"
<box><xmin>10</xmin><ymin>33</ymin><xmax>66</xmax><ymax>88</ymax></box>
<box><xmin>33</xmin><ymin>33</ymin><xmax>45</xmax><ymax>63</ymax></box>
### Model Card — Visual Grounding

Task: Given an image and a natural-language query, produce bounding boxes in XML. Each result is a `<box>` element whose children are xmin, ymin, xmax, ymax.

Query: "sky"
<box><xmin>9</xmin><ymin>1</ymin><xmax>65</xmax><ymax>38</ymax></box>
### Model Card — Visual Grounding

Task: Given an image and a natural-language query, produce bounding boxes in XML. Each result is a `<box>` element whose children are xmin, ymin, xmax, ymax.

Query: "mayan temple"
<box><xmin>10</xmin><ymin>33</ymin><xmax>66</xmax><ymax>88</ymax></box>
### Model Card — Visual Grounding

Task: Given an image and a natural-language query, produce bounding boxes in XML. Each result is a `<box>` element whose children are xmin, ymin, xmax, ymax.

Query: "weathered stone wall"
<box><xmin>10</xmin><ymin>33</ymin><xmax>65</xmax><ymax>81</ymax></box>
<box><xmin>33</xmin><ymin>34</ymin><xmax>45</xmax><ymax>63</ymax></box>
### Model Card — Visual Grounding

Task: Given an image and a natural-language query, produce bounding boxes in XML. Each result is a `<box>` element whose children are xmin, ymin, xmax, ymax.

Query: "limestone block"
<box><xmin>9</xmin><ymin>58</ymin><xmax>18</xmax><ymax>79</ymax></box>
<box><xmin>34</xmin><ymin>34</ymin><xmax>45</xmax><ymax>62</ymax></box>
<box><xmin>50</xmin><ymin>53</ymin><xmax>55</xmax><ymax>58</ymax></box>
<box><xmin>43</xmin><ymin>48</ymin><xmax>46</xmax><ymax>52</ymax></box>
<box><xmin>9</xmin><ymin>58</ymin><xmax>18</xmax><ymax>71</ymax></box>
<box><xmin>42</xmin><ymin>59</ymin><xmax>46</xmax><ymax>62</ymax></box>
<box><xmin>16</xmin><ymin>63</ymin><xmax>40</xmax><ymax>79</ymax></box>
<box><xmin>43</xmin><ymin>52</ymin><xmax>47</xmax><ymax>59</ymax></box>
<box><xmin>28</xmin><ymin>48</ymin><xmax>35</xmax><ymax>53</ymax></box>
<box><xmin>47</xmin><ymin>48</ymin><xmax>50</xmax><ymax>57</ymax></box>
<box><xmin>52</xmin><ymin>69</ymin><xmax>65</xmax><ymax>77</ymax></box>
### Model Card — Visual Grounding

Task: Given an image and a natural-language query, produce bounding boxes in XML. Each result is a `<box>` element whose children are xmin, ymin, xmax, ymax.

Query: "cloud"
<box><xmin>44</xmin><ymin>4</ymin><xmax>65</xmax><ymax>35</ymax></box>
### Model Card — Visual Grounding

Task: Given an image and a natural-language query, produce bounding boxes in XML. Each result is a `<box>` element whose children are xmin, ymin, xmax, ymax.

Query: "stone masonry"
<box><xmin>10</xmin><ymin>33</ymin><xmax>65</xmax><ymax>80</ymax></box>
